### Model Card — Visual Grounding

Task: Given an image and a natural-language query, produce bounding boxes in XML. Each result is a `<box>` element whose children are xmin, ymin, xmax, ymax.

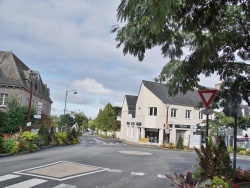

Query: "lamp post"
<box><xmin>63</xmin><ymin>90</ymin><xmax>77</xmax><ymax>128</ymax></box>
<box><xmin>27</xmin><ymin>71</ymin><xmax>38</xmax><ymax>124</ymax></box>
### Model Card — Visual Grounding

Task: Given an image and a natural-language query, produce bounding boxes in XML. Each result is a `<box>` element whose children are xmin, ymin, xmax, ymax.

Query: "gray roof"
<box><xmin>142</xmin><ymin>80</ymin><xmax>202</xmax><ymax>106</ymax></box>
<box><xmin>125</xmin><ymin>95</ymin><xmax>138</xmax><ymax>110</ymax></box>
<box><xmin>0</xmin><ymin>51</ymin><xmax>52</xmax><ymax>103</ymax></box>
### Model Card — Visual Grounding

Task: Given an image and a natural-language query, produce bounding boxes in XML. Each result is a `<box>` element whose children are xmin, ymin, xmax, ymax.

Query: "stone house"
<box><xmin>0</xmin><ymin>51</ymin><xmax>52</xmax><ymax>115</ymax></box>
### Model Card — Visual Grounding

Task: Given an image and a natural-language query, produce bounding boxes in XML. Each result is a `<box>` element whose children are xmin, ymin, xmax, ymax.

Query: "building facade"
<box><xmin>0</xmin><ymin>51</ymin><xmax>52</xmax><ymax>115</ymax></box>
<box><xmin>120</xmin><ymin>80</ymin><xmax>206</xmax><ymax>146</ymax></box>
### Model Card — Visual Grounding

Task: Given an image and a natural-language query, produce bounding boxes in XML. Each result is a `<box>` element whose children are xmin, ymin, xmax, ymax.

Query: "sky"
<box><xmin>0</xmin><ymin>0</ymin><xmax>221</xmax><ymax>118</ymax></box>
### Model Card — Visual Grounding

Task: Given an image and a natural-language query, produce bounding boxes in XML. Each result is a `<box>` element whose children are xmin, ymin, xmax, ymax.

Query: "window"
<box><xmin>186</xmin><ymin>110</ymin><xmax>191</xmax><ymax>119</ymax></box>
<box><xmin>149</xmin><ymin>107</ymin><xmax>157</xmax><ymax>116</ymax></box>
<box><xmin>0</xmin><ymin>94</ymin><xmax>8</xmax><ymax>106</ymax></box>
<box><xmin>171</xmin><ymin>108</ymin><xmax>177</xmax><ymax>117</ymax></box>
<box><xmin>199</xmin><ymin>111</ymin><xmax>203</xmax><ymax>119</ymax></box>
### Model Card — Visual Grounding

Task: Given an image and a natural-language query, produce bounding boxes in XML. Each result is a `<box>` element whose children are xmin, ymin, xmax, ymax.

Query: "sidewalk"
<box><xmin>121</xmin><ymin>139</ymin><xmax>250</xmax><ymax>160</ymax></box>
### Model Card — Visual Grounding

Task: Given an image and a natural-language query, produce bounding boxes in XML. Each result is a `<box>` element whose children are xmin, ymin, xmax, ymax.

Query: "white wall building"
<box><xmin>120</xmin><ymin>80</ymin><xmax>207</xmax><ymax>146</ymax></box>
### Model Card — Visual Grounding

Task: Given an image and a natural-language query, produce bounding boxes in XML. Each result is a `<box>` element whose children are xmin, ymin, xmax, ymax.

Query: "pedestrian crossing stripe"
<box><xmin>0</xmin><ymin>174</ymin><xmax>20</xmax><ymax>182</ymax></box>
<box><xmin>3</xmin><ymin>178</ymin><xmax>47</xmax><ymax>188</ymax></box>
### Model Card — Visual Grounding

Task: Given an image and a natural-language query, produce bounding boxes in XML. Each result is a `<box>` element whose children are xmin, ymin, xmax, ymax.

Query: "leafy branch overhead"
<box><xmin>112</xmin><ymin>0</ymin><xmax>250</xmax><ymax>105</ymax></box>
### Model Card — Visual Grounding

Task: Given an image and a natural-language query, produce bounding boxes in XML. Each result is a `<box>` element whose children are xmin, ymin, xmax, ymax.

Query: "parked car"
<box><xmin>89</xmin><ymin>130</ymin><xmax>94</xmax><ymax>135</ymax></box>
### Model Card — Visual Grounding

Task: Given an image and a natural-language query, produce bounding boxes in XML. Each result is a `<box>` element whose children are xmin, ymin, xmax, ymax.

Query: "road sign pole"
<box><xmin>206</xmin><ymin>114</ymin><xmax>209</xmax><ymax>147</ymax></box>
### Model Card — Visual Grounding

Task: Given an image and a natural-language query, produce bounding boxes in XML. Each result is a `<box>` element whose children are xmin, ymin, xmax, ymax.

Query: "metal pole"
<box><xmin>27</xmin><ymin>81</ymin><xmax>33</xmax><ymax>123</ymax></box>
<box><xmin>64</xmin><ymin>90</ymin><xmax>68</xmax><ymax>116</ymax></box>
<box><xmin>63</xmin><ymin>90</ymin><xmax>68</xmax><ymax>130</ymax></box>
<box><xmin>206</xmin><ymin>114</ymin><xmax>209</xmax><ymax>147</ymax></box>
<box><xmin>233</xmin><ymin>101</ymin><xmax>237</xmax><ymax>170</ymax></box>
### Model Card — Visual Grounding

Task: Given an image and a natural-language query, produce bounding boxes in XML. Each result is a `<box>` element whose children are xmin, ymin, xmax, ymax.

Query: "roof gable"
<box><xmin>142</xmin><ymin>80</ymin><xmax>202</xmax><ymax>106</ymax></box>
<box><xmin>125</xmin><ymin>95</ymin><xmax>137</xmax><ymax>110</ymax></box>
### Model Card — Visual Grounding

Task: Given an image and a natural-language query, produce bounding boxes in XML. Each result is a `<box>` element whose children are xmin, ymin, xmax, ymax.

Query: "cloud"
<box><xmin>72</xmin><ymin>78</ymin><xmax>113</xmax><ymax>95</ymax></box>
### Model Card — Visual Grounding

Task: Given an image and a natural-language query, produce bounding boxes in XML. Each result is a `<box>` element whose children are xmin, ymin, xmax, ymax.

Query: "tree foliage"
<box><xmin>95</xmin><ymin>103</ymin><xmax>117</xmax><ymax>133</ymax></box>
<box><xmin>74</xmin><ymin>112</ymin><xmax>88</xmax><ymax>128</ymax></box>
<box><xmin>205</xmin><ymin>111</ymin><xmax>250</xmax><ymax>136</ymax></box>
<box><xmin>112</xmin><ymin>0</ymin><xmax>250</xmax><ymax>105</ymax></box>
<box><xmin>2</xmin><ymin>95</ymin><xmax>35</xmax><ymax>133</ymax></box>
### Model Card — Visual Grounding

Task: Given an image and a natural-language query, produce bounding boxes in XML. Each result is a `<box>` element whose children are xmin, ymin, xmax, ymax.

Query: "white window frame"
<box><xmin>199</xmin><ymin>111</ymin><xmax>203</xmax><ymax>120</ymax></box>
<box><xmin>149</xmin><ymin>107</ymin><xmax>157</xmax><ymax>116</ymax></box>
<box><xmin>186</xmin><ymin>110</ymin><xmax>192</xmax><ymax>119</ymax></box>
<box><xmin>171</xmin><ymin>108</ymin><xmax>177</xmax><ymax>118</ymax></box>
<box><xmin>0</xmin><ymin>94</ymin><xmax>8</xmax><ymax>106</ymax></box>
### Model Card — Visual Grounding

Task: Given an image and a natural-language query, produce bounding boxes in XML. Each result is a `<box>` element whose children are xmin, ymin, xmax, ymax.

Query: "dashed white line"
<box><xmin>131</xmin><ymin>172</ymin><xmax>146</xmax><ymax>176</ymax></box>
<box><xmin>157</xmin><ymin>174</ymin><xmax>166</xmax><ymax>178</ymax></box>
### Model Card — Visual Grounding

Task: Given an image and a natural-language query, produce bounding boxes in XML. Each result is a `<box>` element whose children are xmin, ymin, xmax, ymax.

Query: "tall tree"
<box><xmin>112</xmin><ymin>0</ymin><xmax>250</xmax><ymax>105</ymax></box>
<box><xmin>74</xmin><ymin>112</ymin><xmax>88</xmax><ymax>130</ymax></box>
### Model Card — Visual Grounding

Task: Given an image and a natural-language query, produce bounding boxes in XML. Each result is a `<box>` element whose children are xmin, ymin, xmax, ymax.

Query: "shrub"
<box><xmin>38</xmin><ymin>124</ymin><xmax>49</xmax><ymax>145</ymax></box>
<box><xmin>22</xmin><ymin>131</ymin><xmax>38</xmax><ymax>141</ymax></box>
<box><xmin>212</xmin><ymin>176</ymin><xmax>230</xmax><ymax>188</ymax></box>
<box><xmin>239</xmin><ymin>150</ymin><xmax>248</xmax><ymax>155</ymax></box>
<box><xmin>2</xmin><ymin>138</ymin><xmax>20</xmax><ymax>154</ymax></box>
<box><xmin>176</xmin><ymin>135</ymin><xmax>184</xmax><ymax>150</ymax></box>
<box><xmin>194</xmin><ymin>141</ymin><xmax>233</xmax><ymax>181</ymax></box>
<box><xmin>235</xmin><ymin>168</ymin><xmax>250</xmax><ymax>183</ymax></box>
<box><xmin>0</xmin><ymin>137</ymin><xmax>4</xmax><ymax>154</ymax></box>
<box><xmin>56</xmin><ymin>132</ymin><xmax>67</xmax><ymax>143</ymax></box>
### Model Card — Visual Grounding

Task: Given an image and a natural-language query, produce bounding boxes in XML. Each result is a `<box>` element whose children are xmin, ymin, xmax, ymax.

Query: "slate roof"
<box><xmin>125</xmin><ymin>95</ymin><xmax>138</xmax><ymax>110</ymax></box>
<box><xmin>0</xmin><ymin>51</ymin><xmax>52</xmax><ymax>103</ymax></box>
<box><xmin>142</xmin><ymin>80</ymin><xmax>202</xmax><ymax>106</ymax></box>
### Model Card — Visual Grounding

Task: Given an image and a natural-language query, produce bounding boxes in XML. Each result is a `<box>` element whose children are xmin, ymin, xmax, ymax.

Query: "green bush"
<box><xmin>38</xmin><ymin>124</ymin><xmax>49</xmax><ymax>145</ymax></box>
<box><xmin>176</xmin><ymin>135</ymin><xmax>184</xmax><ymax>149</ymax></box>
<box><xmin>2</xmin><ymin>138</ymin><xmax>19</xmax><ymax>154</ymax></box>
<box><xmin>22</xmin><ymin>131</ymin><xmax>38</xmax><ymax>141</ymax></box>
<box><xmin>0</xmin><ymin>137</ymin><xmax>4</xmax><ymax>154</ymax></box>
<box><xmin>239</xmin><ymin>150</ymin><xmax>248</xmax><ymax>155</ymax></box>
<box><xmin>56</xmin><ymin>132</ymin><xmax>67</xmax><ymax>143</ymax></box>
<box><xmin>212</xmin><ymin>176</ymin><xmax>230</xmax><ymax>188</ymax></box>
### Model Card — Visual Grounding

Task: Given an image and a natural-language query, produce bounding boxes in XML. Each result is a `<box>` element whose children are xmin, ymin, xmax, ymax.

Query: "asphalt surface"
<box><xmin>0</xmin><ymin>133</ymin><xmax>249</xmax><ymax>188</ymax></box>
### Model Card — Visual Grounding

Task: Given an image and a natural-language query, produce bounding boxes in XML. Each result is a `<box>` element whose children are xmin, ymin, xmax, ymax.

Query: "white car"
<box><xmin>89</xmin><ymin>131</ymin><xmax>94</xmax><ymax>135</ymax></box>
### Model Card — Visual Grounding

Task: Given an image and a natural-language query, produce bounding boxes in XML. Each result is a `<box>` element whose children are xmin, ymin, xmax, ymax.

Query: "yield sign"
<box><xmin>198</xmin><ymin>90</ymin><xmax>218</xmax><ymax>108</ymax></box>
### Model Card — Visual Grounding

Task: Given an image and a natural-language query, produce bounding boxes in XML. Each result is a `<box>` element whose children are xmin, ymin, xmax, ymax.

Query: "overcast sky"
<box><xmin>0</xmin><ymin>0</ymin><xmax>220</xmax><ymax>118</ymax></box>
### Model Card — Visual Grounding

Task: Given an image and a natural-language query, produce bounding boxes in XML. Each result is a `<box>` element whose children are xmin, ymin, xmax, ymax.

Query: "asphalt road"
<box><xmin>0</xmin><ymin>133</ymin><xmax>249</xmax><ymax>188</ymax></box>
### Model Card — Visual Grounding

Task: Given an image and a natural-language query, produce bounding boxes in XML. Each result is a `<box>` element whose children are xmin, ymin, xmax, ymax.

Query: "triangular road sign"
<box><xmin>198</xmin><ymin>90</ymin><xmax>218</xmax><ymax>108</ymax></box>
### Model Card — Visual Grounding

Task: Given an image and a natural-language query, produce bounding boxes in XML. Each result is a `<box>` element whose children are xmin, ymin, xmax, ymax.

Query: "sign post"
<box><xmin>198</xmin><ymin>90</ymin><xmax>217</xmax><ymax>147</ymax></box>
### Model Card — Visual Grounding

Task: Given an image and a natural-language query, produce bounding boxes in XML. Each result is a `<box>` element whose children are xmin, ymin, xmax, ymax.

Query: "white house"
<box><xmin>120</xmin><ymin>80</ymin><xmax>207</xmax><ymax>146</ymax></box>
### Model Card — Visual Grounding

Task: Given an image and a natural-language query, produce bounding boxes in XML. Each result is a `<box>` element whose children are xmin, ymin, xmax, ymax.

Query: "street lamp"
<box><xmin>63</xmin><ymin>90</ymin><xmax>77</xmax><ymax>129</ymax></box>
<box><xmin>63</xmin><ymin>90</ymin><xmax>77</xmax><ymax>116</ymax></box>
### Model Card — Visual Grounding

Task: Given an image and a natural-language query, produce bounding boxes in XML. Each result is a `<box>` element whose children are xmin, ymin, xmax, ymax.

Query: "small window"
<box><xmin>199</xmin><ymin>111</ymin><xmax>203</xmax><ymax>119</ymax></box>
<box><xmin>0</xmin><ymin>94</ymin><xmax>8</xmax><ymax>106</ymax></box>
<box><xmin>186</xmin><ymin>110</ymin><xmax>191</xmax><ymax>119</ymax></box>
<box><xmin>149</xmin><ymin>107</ymin><xmax>157</xmax><ymax>116</ymax></box>
<box><xmin>171</xmin><ymin>108</ymin><xmax>177</xmax><ymax>117</ymax></box>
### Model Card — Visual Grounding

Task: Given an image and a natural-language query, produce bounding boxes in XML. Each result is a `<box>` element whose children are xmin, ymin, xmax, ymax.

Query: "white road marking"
<box><xmin>131</xmin><ymin>172</ymin><xmax>146</xmax><ymax>176</ymax></box>
<box><xmin>53</xmin><ymin>183</ymin><xmax>77</xmax><ymax>188</ymax></box>
<box><xmin>158</xmin><ymin>174</ymin><xmax>166</xmax><ymax>178</ymax></box>
<box><xmin>0</xmin><ymin>174</ymin><xmax>20</xmax><ymax>182</ymax></box>
<box><xmin>106</xmin><ymin>169</ymin><xmax>122</xmax><ymax>172</ymax></box>
<box><xmin>3</xmin><ymin>178</ymin><xmax>47</xmax><ymax>188</ymax></box>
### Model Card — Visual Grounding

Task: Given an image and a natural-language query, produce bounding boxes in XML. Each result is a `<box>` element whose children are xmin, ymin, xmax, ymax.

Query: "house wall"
<box><xmin>121</xmin><ymin>82</ymin><xmax>205</xmax><ymax>146</ymax></box>
<box><xmin>0</xmin><ymin>86</ymin><xmax>51</xmax><ymax>115</ymax></box>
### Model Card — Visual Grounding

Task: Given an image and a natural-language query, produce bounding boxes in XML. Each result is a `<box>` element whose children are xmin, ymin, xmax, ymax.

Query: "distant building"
<box><xmin>120</xmin><ymin>80</ymin><xmax>205</xmax><ymax>146</ymax></box>
<box><xmin>0</xmin><ymin>51</ymin><xmax>53</xmax><ymax>115</ymax></box>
